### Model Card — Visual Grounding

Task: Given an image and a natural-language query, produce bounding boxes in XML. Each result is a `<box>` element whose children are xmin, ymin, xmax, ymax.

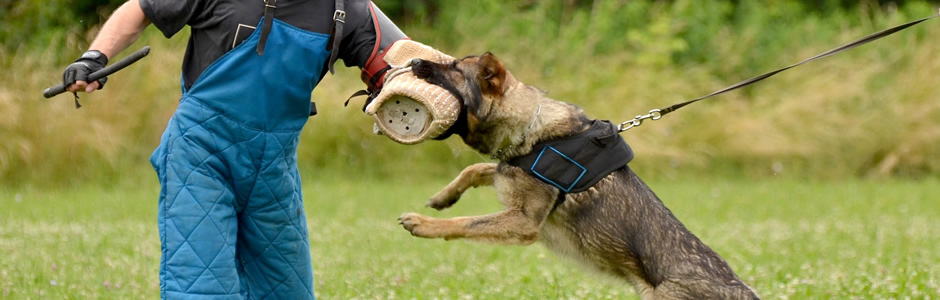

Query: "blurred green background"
<box><xmin>2</xmin><ymin>0</ymin><xmax>939</xmax><ymax>188</ymax></box>
<box><xmin>2</xmin><ymin>0</ymin><xmax>939</xmax><ymax>187</ymax></box>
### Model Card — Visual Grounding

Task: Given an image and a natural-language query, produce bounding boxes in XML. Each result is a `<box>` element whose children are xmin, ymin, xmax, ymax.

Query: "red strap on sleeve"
<box><xmin>360</xmin><ymin>3</ymin><xmax>408</xmax><ymax>92</ymax></box>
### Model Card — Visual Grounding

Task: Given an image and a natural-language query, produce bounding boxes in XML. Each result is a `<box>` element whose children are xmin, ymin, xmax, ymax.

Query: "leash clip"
<box><xmin>618</xmin><ymin>109</ymin><xmax>662</xmax><ymax>132</ymax></box>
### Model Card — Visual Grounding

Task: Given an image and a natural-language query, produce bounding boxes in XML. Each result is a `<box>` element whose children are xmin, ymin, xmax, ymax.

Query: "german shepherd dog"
<box><xmin>397</xmin><ymin>52</ymin><xmax>759</xmax><ymax>299</ymax></box>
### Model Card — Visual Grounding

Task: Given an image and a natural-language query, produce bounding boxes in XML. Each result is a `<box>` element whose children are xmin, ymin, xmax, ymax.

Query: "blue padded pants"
<box><xmin>150</xmin><ymin>18</ymin><xmax>330</xmax><ymax>299</ymax></box>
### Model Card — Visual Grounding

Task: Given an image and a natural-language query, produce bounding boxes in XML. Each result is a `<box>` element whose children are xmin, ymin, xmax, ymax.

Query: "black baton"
<box><xmin>43</xmin><ymin>46</ymin><xmax>151</xmax><ymax>98</ymax></box>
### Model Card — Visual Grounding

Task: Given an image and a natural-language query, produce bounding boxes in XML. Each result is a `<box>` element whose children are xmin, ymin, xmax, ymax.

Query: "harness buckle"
<box><xmin>333</xmin><ymin>10</ymin><xmax>346</xmax><ymax>23</ymax></box>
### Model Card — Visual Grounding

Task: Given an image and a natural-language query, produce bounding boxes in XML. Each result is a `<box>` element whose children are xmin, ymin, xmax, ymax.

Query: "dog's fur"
<box><xmin>398</xmin><ymin>52</ymin><xmax>760</xmax><ymax>300</ymax></box>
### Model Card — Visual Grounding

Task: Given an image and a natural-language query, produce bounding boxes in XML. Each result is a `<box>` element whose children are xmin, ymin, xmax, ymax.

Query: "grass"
<box><xmin>2</xmin><ymin>174</ymin><xmax>938</xmax><ymax>299</ymax></box>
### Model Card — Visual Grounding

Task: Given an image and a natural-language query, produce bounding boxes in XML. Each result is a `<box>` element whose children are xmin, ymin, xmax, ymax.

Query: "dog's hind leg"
<box><xmin>652</xmin><ymin>279</ymin><xmax>760</xmax><ymax>300</ymax></box>
<box><xmin>426</xmin><ymin>163</ymin><xmax>497</xmax><ymax>210</ymax></box>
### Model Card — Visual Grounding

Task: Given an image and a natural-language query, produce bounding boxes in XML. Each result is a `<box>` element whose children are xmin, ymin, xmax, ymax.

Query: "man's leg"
<box><xmin>153</xmin><ymin>108</ymin><xmax>243</xmax><ymax>299</ymax></box>
<box><xmin>236</xmin><ymin>149</ymin><xmax>315</xmax><ymax>299</ymax></box>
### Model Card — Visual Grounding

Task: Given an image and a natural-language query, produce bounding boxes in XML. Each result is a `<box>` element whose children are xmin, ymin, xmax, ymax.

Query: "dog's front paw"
<box><xmin>426</xmin><ymin>192</ymin><xmax>460</xmax><ymax>210</ymax></box>
<box><xmin>399</xmin><ymin>212</ymin><xmax>434</xmax><ymax>238</ymax></box>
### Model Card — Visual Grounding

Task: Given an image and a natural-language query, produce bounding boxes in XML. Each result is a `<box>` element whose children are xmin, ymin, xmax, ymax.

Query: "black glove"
<box><xmin>62</xmin><ymin>50</ymin><xmax>109</xmax><ymax>90</ymax></box>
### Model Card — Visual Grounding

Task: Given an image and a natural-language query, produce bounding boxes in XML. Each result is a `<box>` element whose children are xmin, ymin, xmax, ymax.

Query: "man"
<box><xmin>62</xmin><ymin>0</ymin><xmax>409</xmax><ymax>298</ymax></box>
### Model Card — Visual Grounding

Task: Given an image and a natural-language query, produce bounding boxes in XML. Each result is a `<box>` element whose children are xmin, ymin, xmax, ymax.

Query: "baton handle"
<box><xmin>43</xmin><ymin>46</ymin><xmax>151</xmax><ymax>98</ymax></box>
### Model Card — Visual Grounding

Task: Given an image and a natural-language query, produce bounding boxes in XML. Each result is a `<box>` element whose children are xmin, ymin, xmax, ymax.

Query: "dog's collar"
<box><xmin>506</xmin><ymin>120</ymin><xmax>634</xmax><ymax>194</ymax></box>
<box><xmin>523</xmin><ymin>104</ymin><xmax>542</xmax><ymax>140</ymax></box>
<box><xmin>492</xmin><ymin>104</ymin><xmax>542</xmax><ymax>159</ymax></box>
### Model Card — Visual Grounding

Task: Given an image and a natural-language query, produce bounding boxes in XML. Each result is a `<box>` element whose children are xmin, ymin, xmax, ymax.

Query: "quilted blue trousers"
<box><xmin>150</xmin><ymin>18</ymin><xmax>329</xmax><ymax>299</ymax></box>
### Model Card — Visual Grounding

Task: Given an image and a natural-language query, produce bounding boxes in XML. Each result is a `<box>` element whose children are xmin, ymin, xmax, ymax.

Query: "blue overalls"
<box><xmin>149</xmin><ymin>18</ymin><xmax>329</xmax><ymax>299</ymax></box>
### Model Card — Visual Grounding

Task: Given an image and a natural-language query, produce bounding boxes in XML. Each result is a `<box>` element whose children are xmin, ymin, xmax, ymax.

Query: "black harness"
<box><xmin>508</xmin><ymin>120</ymin><xmax>634</xmax><ymax>195</ymax></box>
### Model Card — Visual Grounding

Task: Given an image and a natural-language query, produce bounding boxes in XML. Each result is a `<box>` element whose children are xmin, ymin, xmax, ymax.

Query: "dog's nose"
<box><xmin>412</xmin><ymin>59</ymin><xmax>432</xmax><ymax>79</ymax></box>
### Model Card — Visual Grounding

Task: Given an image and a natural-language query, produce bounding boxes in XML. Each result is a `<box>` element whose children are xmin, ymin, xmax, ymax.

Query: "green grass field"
<box><xmin>2</xmin><ymin>174</ymin><xmax>938</xmax><ymax>299</ymax></box>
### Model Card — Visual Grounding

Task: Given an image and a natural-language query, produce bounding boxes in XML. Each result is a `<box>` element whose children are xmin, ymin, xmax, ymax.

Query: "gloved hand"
<box><xmin>63</xmin><ymin>50</ymin><xmax>109</xmax><ymax>93</ymax></box>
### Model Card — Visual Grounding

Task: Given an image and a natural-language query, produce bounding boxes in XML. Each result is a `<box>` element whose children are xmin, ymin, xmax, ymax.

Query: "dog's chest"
<box><xmin>539</xmin><ymin>212</ymin><xmax>600</xmax><ymax>269</ymax></box>
<box><xmin>540</xmin><ymin>208</ymin><xmax>653</xmax><ymax>290</ymax></box>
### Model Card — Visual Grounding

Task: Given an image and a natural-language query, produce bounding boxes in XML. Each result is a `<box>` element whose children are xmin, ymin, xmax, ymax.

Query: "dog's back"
<box><xmin>542</xmin><ymin>167</ymin><xmax>759</xmax><ymax>299</ymax></box>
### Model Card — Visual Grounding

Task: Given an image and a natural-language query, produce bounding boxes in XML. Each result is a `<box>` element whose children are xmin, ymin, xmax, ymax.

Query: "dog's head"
<box><xmin>411</xmin><ymin>52</ymin><xmax>523</xmax><ymax>152</ymax></box>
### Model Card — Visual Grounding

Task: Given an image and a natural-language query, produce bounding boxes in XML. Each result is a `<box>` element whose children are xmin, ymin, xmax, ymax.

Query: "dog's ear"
<box><xmin>478</xmin><ymin>52</ymin><xmax>509</xmax><ymax>95</ymax></box>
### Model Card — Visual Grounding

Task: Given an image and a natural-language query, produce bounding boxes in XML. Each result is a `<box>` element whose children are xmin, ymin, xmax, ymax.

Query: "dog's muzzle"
<box><xmin>365</xmin><ymin>41</ymin><xmax>460</xmax><ymax>144</ymax></box>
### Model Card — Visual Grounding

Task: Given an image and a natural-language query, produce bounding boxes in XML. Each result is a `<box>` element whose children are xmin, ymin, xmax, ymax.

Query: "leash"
<box><xmin>618</xmin><ymin>12</ymin><xmax>940</xmax><ymax>132</ymax></box>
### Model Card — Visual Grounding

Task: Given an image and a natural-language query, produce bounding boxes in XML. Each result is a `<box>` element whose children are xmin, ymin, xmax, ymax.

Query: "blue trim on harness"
<box><xmin>531</xmin><ymin>146</ymin><xmax>588</xmax><ymax>193</ymax></box>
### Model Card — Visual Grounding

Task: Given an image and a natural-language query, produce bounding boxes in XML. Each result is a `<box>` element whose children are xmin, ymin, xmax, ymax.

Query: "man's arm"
<box><xmin>67</xmin><ymin>0</ymin><xmax>151</xmax><ymax>93</ymax></box>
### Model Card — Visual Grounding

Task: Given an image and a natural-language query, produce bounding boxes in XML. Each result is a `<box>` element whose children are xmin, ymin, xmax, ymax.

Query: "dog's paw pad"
<box><xmin>398</xmin><ymin>213</ymin><xmax>424</xmax><ymax>234</ymax></box>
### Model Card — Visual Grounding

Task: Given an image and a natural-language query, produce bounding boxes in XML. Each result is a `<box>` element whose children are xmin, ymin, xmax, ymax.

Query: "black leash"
<box><xmin>618</xmin><ymin>13</ymin><xmax>940</xmax><ymax>132</ymax></box>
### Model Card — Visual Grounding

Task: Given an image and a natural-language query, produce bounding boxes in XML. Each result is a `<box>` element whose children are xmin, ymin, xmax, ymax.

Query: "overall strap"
<box><xmin>256</xmin><ymin>0</ymin><xmax>277</xmax><ymax>55</ymax></box>
<box><xmin>327</xmin><ymin>0</ymin><xmax>346</xmax><ymax>74</ymax></box>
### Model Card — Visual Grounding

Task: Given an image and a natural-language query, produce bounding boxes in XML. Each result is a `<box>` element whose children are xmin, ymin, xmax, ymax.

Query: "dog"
<box><xmin>397</xmin><ymin>52</ymin><xmax>760</xmax><ymax>300</ymax></box>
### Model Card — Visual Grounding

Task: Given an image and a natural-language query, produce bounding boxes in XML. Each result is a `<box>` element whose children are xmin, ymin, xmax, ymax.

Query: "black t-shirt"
<box><xmin>140</xmin><ymin>0</ymin><xmax>378</xmax><ymax>89</ymax></box>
